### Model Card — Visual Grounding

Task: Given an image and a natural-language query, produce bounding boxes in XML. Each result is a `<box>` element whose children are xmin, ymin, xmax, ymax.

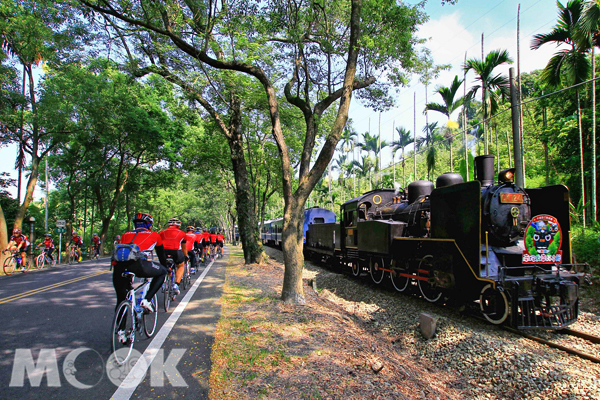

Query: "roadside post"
<box><xmin>56</xmin><ymin>220</ymin><xmax>66</xmax><ymax>264</ymax></box>
<box><xmin>29</xmin><ymin>217</ymin><xmax>35</xmax><ymax>258</ymax></box>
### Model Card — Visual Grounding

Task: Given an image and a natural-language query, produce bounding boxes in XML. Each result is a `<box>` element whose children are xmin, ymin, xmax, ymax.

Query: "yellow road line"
<box><xmin>0</xmin><ymin>270</ymin><xmax>110</xmax><ymax>304</ymax></box>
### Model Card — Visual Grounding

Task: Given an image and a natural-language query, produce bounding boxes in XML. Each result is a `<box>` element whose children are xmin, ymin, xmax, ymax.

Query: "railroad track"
<box><xmin>504</xmin><ymin>326</ymin><xmax>600</xmax><ymax>364</ymax></box>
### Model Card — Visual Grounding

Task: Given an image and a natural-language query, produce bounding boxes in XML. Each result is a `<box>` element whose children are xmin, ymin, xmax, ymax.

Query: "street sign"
<box><xmin>55</xmin><ymin>228</ymin><xmax>66</xmax><ymax>234</ymax></box>
<box><xmin>56</xmin><ymin>220</ymin><xmax>66</xmax><ymax>228</ymax></box>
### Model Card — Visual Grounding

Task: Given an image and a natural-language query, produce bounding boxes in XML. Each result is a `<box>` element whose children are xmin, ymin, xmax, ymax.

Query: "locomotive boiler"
<box><xmin>304</xmin><ymin>155</ymin><xmax>589</xmax><ymax>329</ymax></box>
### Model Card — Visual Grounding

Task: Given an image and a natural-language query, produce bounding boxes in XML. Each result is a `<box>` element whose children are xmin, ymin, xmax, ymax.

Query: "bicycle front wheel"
<box><xmin>3</xmin><ymin>257</ymin><xmax>16</xmax><ymax>276</ymax></box>
<box><xmin>111</xmin><ymin>300</ymin><xmax>135</xmax><ymax>365</ymax></box>
<box><xmin>143</xmin><ymin>294</ymin><xmax>158</xmax><ymax>338</ymax></box>
<box><xmin>36</xmin><ymin>254</ymin><xmax>45</xmax><ymax>269</ymax></box>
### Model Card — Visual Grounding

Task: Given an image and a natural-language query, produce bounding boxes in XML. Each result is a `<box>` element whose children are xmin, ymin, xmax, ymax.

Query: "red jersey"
<box><xmin>72</xmin><ymin>235</ymin><xmax>83</xmax><ymax>245</ymax></box>
<box><xmin>185</xmin><ymin>232</ymin><xmax>197</xmax><ymax>248</ymax></box>
<box><xmin>42</xmin><ymin>238</ymin><xmax>55</xmax><ymax>248</ymax></box>
<box><xmin>195</xmin><ymin>232</ymin><xmax>203</xmax><ymax>244</ymax></box>
<box><xmin>120</xmin><ymin>229</ymin><xmax>163</xmax><ymax>258</ymax></box>
<box><xmin>159</xmin><ymin>226</ymin><xmax>187</xmax><ymax>250</ymax></box>
<box><xmin>10</xmin><ymin>234</ymin><xmax>29</xmax><ymax>247</ymax></box>
<box><xmin>201</xmin><ymin>232</ymin><xmax>210</xmax><ymax>243</ymax></box>
<box><xmin>209</xmin><ymin>233</ymin><xmax>217</xmax><ymax>243</ymax></box>
<box><xmin>217</xmin><ymin>234</ymin><xmax>224</xmax><ymax>242</ymax></box>
<box><xmin>92</xmin><ymin>237</ymin><xmax>101</xmax><ymax>246</ymax></box>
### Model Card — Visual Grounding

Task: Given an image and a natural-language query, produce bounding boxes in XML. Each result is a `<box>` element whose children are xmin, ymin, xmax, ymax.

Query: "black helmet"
<box><xmin>133</xmin><ymin>212</ymin><xmax>153</xmax><ymax>224</ymax></box>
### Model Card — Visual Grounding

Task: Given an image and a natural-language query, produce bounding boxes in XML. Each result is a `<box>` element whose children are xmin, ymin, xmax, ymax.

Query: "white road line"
<box><xmin>110</xmin><ymin>259</ymin><xmax>215</xmax><ymax>400</ymax></box>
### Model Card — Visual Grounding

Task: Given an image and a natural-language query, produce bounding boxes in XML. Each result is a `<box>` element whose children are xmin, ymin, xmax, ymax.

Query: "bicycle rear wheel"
<box><xmin>111</xmin><ymin>300</ymin><xmax>135</xmax><ymax>365</ymax></box>
<box><xmin>143</xmin><ymin>294</ymin><xmax>158</xmax><ymax>338</ymax></box>
<box><xmin>3</xmin><ymin>257</ymin><xmax>16</xmax><ymax>276</ymax></box>
<box><xmin>163</xmin><ymin>277</ymin><xmax>172</xmax><ymax>312</ymax></box>
<box><xmin>48</xmin><ymin>256</ymin><xmax>56</xmax><ymax>267</ymax></box>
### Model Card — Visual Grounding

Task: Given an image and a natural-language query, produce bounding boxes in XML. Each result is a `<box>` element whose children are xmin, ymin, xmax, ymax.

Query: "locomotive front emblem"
<box><xmin>522</xmin><ymin>214</ymin><xmax>562</xmax><ymax>264</ymax></box>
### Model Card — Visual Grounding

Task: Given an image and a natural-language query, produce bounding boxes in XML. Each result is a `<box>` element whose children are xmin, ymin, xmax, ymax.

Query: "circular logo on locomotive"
<box><xmin>522</xmin><ymin>214</ymin><xmax>562</xmax><ymax>264</ymax></box>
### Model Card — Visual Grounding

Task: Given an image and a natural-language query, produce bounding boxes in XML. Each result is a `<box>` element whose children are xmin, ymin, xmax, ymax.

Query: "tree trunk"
<box><xmin>13</xmin><ymin>156</ymin><xmax>40</xmax><ymax>230</ymax></box>
<box><xmin>281</xmin><ymin>201</ymin><xmax>306</xmax><ymax>304</ymax></box>
<box><xmin>0</xmin><ymin>203</ymin><xmax>7</xmax><ymax>265</ymax></box>
<box><xmin>577</xmin><ymin>91</ymin><xmax>587</xmax><ymax>226</ymax></box>
<box><xmin>228</xmin><ymin>103</ymin><xmax>266</xmax><ymax>264</ymax></box>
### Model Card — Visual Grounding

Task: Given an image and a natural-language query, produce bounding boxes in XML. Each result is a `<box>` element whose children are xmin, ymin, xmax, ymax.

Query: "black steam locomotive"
<box><xmin>304</xmin><ymin>155</ymin><xmax>589</xmax><ymax>329</ymax></box>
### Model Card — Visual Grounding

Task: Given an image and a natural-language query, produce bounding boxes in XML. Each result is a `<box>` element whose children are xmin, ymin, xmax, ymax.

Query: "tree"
<box><xmin>425</xmin><ymin>75</ymin><xmax>468</xmax><ymax>171</ymax></box>
<box><xmin>77</xmin><ymin>0</ymin><xmax>428</xmax><ymax>304</ymax></box>
<box><xmin>532</xmin><ymin>0</ymin><xmax>590</xmax><ymax>225</ymax></box>
<box><xmin>391</xmin><ymin>126</ymin><xmax>412</xmax><ymax>187</ymax></box>
<box><xmin>464</xmin><ymin>50</ymin><xmax>513</xmax><ymax>154</ymax></box>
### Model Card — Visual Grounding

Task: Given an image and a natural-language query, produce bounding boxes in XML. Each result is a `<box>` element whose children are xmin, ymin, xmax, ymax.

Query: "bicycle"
<box><xmin>111</xmin><ymin>271</ymin><xmax>159</xmax><ymax>365</ymax></box>
<box><xmin>162</xmin><ymin>257</ymin><xmax>177</xmax><ymax>312</ymax></box>
<box><xmin>68</xmin><ymin>245</ymin><xmax>79</xmax><ymax>264</ymax></box>
<box><xmin>181</xmin><ymin>259</ymin><xmax>191</xmax><ymax>291</ymax></box>
<box><xmin>89</xmin><ymin>245</ymin><xmax>100</xmax><ymax>260</ymax></box>
<box><xmin>35</xmin><ymin>247</ymin><xmax>56</xmax><ymax>269</ymax></box>
<box><xmin>3</xmin><ymin>250</ymin><xmax>31</xmax><ymax>276</ymax></box>
<box><xmin>216</xmin><ymin>245</ymin><xmax>223</xmax><ymax>259</ymax></box>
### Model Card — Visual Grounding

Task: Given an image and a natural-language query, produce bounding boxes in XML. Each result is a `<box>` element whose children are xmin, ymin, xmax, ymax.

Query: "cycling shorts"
<box><xmin>164</xmin><ymin>249</ymin><xmax>185</xmax><ymax>265</ymax></box>
<box><xmin>217</xmin><ymin>240</ymin><xmax>223</xmax><ymax>247</ymax></box>
<box><xmin>202</xmin><ymin>242</ymin><xmax>209</xmax><ymax>248</ymax></box>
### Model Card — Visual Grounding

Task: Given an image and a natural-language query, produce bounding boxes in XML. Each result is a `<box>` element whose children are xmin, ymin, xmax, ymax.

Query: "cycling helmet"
<box><xmin>168</xmin><ymin>218</ymin><xmax>181</xmax><ymax>227</ymax></box>
<box><xmin>72</xmin><ymin>231</ymin><xmax>78</xmax><ymax>236</ymax></box>
<box><xmin>133</xmin><ymin>212</ymin><xmax>154</xmax><ymax>231</ymax></box>
<box><xmin>115</xmin><ymin>235</ymin><xmax>121</xmax><ymax>240</ymax></box>
<box><xmin>133</xmin><ymin>212</ymin><xmax>153</xmax><ymax>224</ymax></box>
<box><xmin>186</xmin><ymin>226</ymin><xmax>195</xmax><ymax>232</ymax></box>
<box><xmin>13</xmin><ymin>228</ymin><xmax>21</xmax><ymax>235</ymax></box>
<box><xmin>45</xmin><ymin>232</ymin><xmax>51</xmax><ymax>237</ymax></box>
<box><xmin>93</xmin><ymin>233</ymin><xmax>98</xmax><ymax>237</ymax></box>
<box><xmin>203</xmin><ymin>228</ymin><xmax>208</xmax><ymax>232</ymax></box>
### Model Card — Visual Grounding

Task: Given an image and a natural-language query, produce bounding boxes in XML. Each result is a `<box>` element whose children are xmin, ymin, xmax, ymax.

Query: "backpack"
<box><xmin>112</xmin><ymin>232</ymin><xmax>145</xmax><ymax>262</ymax></box>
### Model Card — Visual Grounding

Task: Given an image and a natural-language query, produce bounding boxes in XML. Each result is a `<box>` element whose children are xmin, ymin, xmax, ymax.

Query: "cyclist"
<box><xmin>216</xmin><ymin>229</ymin><xmax>225</xmax><ymax>256</ymax></box>
<box><xmin>194</xmin><ymin>227</ymin><xmax>203</xmax><ymax>266</ymax></box>
<box><xmin>185</xmin><ymin>226</ymin><xmax>197</xmax><ymax>274</ymax></box>
<box><xmin>112</xmin><ymin>212</ymin><xmax>168</xmax><ymax>314</ymax></box>
<box><xmin>70</xmin><ymin>231</ymin><xmax>84</xmax><ymax>262</ymax></box>
<box><xmin>38</xmin><ymin>233</ymin><xmax>55</xmax><ymax>262</ymax></box>
<box><xmin>158</xmin><ymin>218</ymin><xmax>188</xmax><ymax>295</ymax></box>
<box><xmin>201</xmin><ymin>228</ymin><xmax>210</xmax><ymax>261</ymax></box>
<box><xmin>91</xmin><ymin>233</ymin><xmax>101</xmax><ymax>258</ymax></box>
<box><xmin>209</xmin><ymin>228</ymin><xmax>218</xmax><ymax>258</ymax></box>
<box><xmin>3</xmin><ymin>228</ymin><xmax>30</xmax><ymax>268</ymax></box>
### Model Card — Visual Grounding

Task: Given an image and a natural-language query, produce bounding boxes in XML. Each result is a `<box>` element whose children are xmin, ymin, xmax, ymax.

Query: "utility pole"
<box><xmin>509</xmin><ymin>68</ymin><xmax>524</xmax><ymax>187</ymax></box>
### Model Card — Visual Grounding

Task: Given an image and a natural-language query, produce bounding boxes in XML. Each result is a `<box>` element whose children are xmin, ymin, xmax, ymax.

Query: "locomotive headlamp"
<box><xmin>498</xmin><ymin>168</ymin><xmax>516</xmax><ymax>183</ymax></box>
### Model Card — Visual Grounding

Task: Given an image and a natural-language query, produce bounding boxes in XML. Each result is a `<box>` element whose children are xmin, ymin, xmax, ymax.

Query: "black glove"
<box><xmin>184</xmin><ymin>256</ymin><xmax>189</xmax><ymax>263</ymax></box>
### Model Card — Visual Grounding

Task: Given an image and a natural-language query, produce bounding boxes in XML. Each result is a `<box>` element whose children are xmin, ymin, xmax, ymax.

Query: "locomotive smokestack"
<box><xmin>474</xmin><ymin>155</ymin><xmax>495</xmax><ymax>187</ymax></box>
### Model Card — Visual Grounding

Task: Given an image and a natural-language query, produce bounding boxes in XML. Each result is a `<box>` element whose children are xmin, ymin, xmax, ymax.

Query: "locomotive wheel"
<box><xmin>479</xmin><ymin>284</ymin><xmax>509</xmax><ymax>325</ymax></box>
<box><xmin>390</xmin><ymin>260</ymin><xmax>411</xmax><ymax>292</ymax></box>
<box><xmin>417</xmin><ymin>255</ymin><xmax>443</xmax><ymax>303</ymax></box>
<box><xmin>351</xmin><ymin>261</ymin><xmax>361</xmax><ymax>277</ymax></box>
<box><xmin>370</xmin><ymin>258</ymin><xmax>385</xmax><ymax>284</ymax></box>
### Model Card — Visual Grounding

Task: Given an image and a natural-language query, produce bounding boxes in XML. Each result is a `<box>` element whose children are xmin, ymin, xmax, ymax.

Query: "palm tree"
<box><xmin>332</xmin><ymin>154</ymin><xmax>349</xmax><ymax>186</ymax></box>
<box><xmin>464</xmin><ymin>50</ymin><xmax>513</xmax><ymax>154</ymax></box>
<box><xmin>417</xmin><ymin>122</ymin><xmax>443</xmax><ymax>180</ymax></box>
<box><xmin>352</xmin><ymin>155</ymin><xmax>375</xmax><ymax>191</ymax></box>
<box><xmin>391</xmin><ymin>126</ymin><xmax>412</xmax><ymax>187</ymax></box>
<box><xmin>532</xmin><ymin>0</ymin><xmax>590</xmax><ymax>225</ymax></box>
<box><xmin>425</xmin><ymin>76</ymin><xmax>469</xmax><ymax>172</ymax></box>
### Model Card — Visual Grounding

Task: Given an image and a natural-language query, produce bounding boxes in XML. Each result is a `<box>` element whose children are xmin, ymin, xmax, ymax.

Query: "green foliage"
<box><xmin>525</xmin><ymin>225</ymin><xmax>537</xmax><ymax>256</ymax></box>
<box><xmin>572</xmin><ymin>226</ymin><xmax>600</xmax><ymax>272</ymax></box>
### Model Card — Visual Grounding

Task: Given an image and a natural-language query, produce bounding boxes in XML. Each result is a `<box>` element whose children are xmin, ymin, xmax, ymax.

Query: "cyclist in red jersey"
<box><xmin>112</xmin><ymin>212</ymin><xmax>168</xmax><ymax>313</ymax></box>
<box><xmin>201</xmin><ymin>228</ymin><xmax>210</xmax><ymax>260</ymax></box>
<box><xmin>3</xmin><ymin>228</ymin><xmax>30</xmax><ymax>267</ymax></box>
<box><xmin>38</xmin><ymin>233</ymin><xmax>55</xmax><ymax>262</ymax></box>
<box><xmin>216</xmin><ymin>230</ymin><xmax>225</xmax><ymax>253</ymax></box>
<box><xmin>194</xmin><ymin>228</ymin><xmax>203</xmax><ymax>265</ymax></box>
<box><xmin>91</xmin><ymin>233</ymin><xmax>101</xmax><ymax>258</ymax></box>
<box><xmin>159</xmin><ymin>218</ymin><xmax>188</xmax><ymax>295</ymax></box>
<box><xmin>185</xmin><ymin>226</ymin><xmax>197</xmax><ymax>274</ymax></box>
<box><xmin>70</xmin><ymin>232</ymin><xmax>84</xmax><ymax>262</ymax></box>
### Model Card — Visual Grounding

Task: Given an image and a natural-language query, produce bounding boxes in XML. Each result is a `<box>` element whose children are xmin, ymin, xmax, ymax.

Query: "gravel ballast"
<box><xmin>265</xmin><ymin>247</ymin><xmax>600</xmax><ymax>400</ymax></box>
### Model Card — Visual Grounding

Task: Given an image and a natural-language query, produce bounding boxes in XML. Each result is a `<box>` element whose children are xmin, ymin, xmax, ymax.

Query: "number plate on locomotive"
<box><xmin>500</xmin><ymin>193</ymin><xmax>523</xmax><ymax>203</ymax></box>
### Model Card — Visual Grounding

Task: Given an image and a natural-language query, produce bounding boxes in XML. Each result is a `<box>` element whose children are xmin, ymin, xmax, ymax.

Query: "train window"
<box><xmin>313</xmin><ymin>218</ymin><xmax>325</xmax><ymax>224</ymax></box>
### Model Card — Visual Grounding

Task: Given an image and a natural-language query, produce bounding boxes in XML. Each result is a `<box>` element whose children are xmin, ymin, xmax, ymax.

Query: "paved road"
<box><xmin>0</xmin><ymin>252</ymin><xmax>226</xmax><ymax>400</ymax></box>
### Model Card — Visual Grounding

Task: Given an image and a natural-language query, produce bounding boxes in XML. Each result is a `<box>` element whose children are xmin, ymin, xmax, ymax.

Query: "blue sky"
<box><xmin>1</xmin><ymin>0</ymin><xmax>561</xmax><ymax>197</ymax></box>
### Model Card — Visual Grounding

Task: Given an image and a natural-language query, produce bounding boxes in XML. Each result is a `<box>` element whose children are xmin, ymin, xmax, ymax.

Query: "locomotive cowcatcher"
<box><xmin>305</xmin><ymin>155</ymin><xmax>590</xmax><ymax>329</ymax></box>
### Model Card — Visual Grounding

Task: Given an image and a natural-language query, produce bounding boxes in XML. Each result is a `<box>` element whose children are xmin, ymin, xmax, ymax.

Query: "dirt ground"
<box><xmin>208</xmin><ymin>248</ymin><xmax>469</xmax><ymax>400</ymax></box>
